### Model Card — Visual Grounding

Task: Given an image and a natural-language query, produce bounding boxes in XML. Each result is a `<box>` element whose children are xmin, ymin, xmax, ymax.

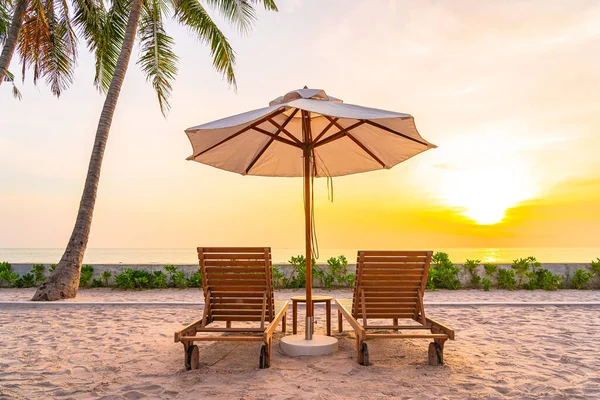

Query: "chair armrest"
<box><xmin>264</xmin><ymin>301</ymin><xmax>289</xmax><ymax>339</ymax></box>
<box><xmin>335</xmin><ymin>298</ymin><xmax>366</xmax><ymax>340</ymax></box>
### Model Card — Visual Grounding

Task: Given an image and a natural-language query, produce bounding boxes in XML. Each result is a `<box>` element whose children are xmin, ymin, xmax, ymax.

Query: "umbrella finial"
<box><xmin>303</xmin><ymin>85</ymin><xmax>308</xmax><ymax>89</ymax></box>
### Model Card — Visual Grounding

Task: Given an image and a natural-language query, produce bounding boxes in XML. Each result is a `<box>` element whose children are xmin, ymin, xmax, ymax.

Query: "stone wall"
<box><xmin>7</xmin><ymin>262</ymin><xmax>597</xmax><ymax>288</ymax></box>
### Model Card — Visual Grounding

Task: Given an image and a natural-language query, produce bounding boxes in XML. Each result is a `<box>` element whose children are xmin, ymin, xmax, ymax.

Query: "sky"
<box><xmin>1</xmin><ymin>0</ymin><xmax>600</xmax><ymax>253</ymax></box>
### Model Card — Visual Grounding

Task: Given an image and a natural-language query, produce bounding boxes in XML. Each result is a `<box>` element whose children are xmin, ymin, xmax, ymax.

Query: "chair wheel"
<box><xmin>258</xmin><ymin>344</ymin><xmax>267</xmax><ymax>369</ymax></box>
<box><xmin>186</xmin><ymin>345</ymin><xmax>200</xmax><ymax>370</ymax></box>
<box><xmin>428</xmin><ymin>342</ymin><xmax>443</xmax><ymax>366</ymax></box>
<box><xmin>360</xmin><ymin>342</ymin><xmax>369</xmax><ymax>366</ymax></box>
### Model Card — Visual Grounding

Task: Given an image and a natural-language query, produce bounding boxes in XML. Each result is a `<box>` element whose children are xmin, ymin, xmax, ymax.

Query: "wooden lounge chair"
<box><xmin>174</xmin><ymin>247</ymin><xmax>288</xmax><ymax>370</ymax></box>
<box><xmin>335</xmin><ymin>250</ymin><xmax>454</xmax><ymax>366</ymax></box>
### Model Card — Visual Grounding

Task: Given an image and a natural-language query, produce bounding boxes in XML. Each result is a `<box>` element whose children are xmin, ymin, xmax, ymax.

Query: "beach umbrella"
<box><xmin>184</xmin><ymin>87</ymin><xmax>436</xmax><ymax>342</ymax></box>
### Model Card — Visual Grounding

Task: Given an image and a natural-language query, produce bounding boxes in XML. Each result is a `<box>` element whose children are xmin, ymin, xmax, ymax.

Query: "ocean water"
<box><xmin>1</xmin><ymin>248</ymin><xmax>599</xmax><ymax>264</ymax></box>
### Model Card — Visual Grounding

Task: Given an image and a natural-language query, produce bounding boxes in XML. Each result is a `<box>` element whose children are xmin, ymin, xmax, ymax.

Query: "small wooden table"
<box><xmin>291</xmin><ymin>295</ymin><xmax>333</xmax><ymax>336</ymax></box>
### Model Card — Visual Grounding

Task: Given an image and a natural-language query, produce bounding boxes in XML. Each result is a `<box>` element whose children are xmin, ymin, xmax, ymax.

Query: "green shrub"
<box><xmin>329</xmin><ymin>256</ymin><xmax>352</xmax><ymax>287</ymax></box>
<box><xmin>463</xmin><ymin>259</ymin><xmax>481</xmax><ymax>288</ymax></box>
<box><xmin>272</xmin><ymin>265</ymin><xmax>287</xmax><ymax>288</ymax></box>
<box><xmin>428</xmin><ymin>252</ymin><xmax>460</xmax><ymax>290</ymax></box>
<box><xmin>286</xmin><ymin>255</ymin><xmax>316</xmax><ymax>288</ymax></box>
<box><xmin>186</xmin><ymin>271</ymin><xmax>202</xmax><ymax>288</ymax></box>
<box><xmin>14</xmin><ymin>273</ymin><xmax>36</xmax><ymax>288</ymax></box>
<box><xmin>152</xmin><ymin>271</ymin><xmax>169</xmax><ymax>288</ymax></box>
<box><xmin>164</xmin><ymin>265</ymin><xmax>186</xmax><ymax>288</ymax></box>
<box><xmin>511</xmin><ymin>257</ymin><xmax>540</xmax><ymax>287</ymax></box>
<box><xmin>49</xmin><ymin>263</ymin><xmax>57</xmax><ymax>273</ymax></box>
<box><xmin>134</xmin><ymin>274</ymin><xmax>150</xmax><ymax>289</ymax></box>
<box><xmin>32</xmin><ymin>264</ymin><xmax>46</xmax><ymax>284</ymax></box>
<box><xmin>320</xmin><ymin>255</ymin><xmax>353</xmax><ymax>288</ymax></box>
<box><xmin>590</xmin><ymin>258</ymin><xmax>600</xmax><ymax>275</ymax></box>
<box><xmin>344</xmin><ymin>273</ymin><xmax>356</xmax><ymax>288</ymax></box>
<box><xmin>1</xmin><ymin>261</ymin><xmax>11</xmax><ymax>271</ymax></box>
<box><xmin>523</xmin><ymin>268</ymin><xmax>563</xmax><ymax>291</ymax></box>
<box><xmin>135</xmin><ymin>270</ymin><xmax>153</xmax><ymax>289</ymax></box>
<box><xmin>482</xmin><ymin>278</ymin><xmax>492</xmax><ymax>291</ymax></box>
<box><xmin>101</xmin><ymin>271</ymin><xmax>112</xmax><ymax>286</ymax></box>
<box><xmin>115</xmin><ymin>269</ymin><xmax>160</xmax><ymax>290</ymax></box>
<box><xmin>483</xmin><ymin>263</ymin><xmax>497</xmax><ymax>277</ymax></box>
<box><xmin>79</xmin><ymin>265</ymin><xmax>94</xmax><ymax>288</ymax></box>
<box><xmin>91</xmin><ymin>279</ymin><xmax>104</xmax><ymax>288</ymax></box>
<box><xmin>0</xmin><ymin>262</ymin><xmax>19</xmax><ymax>287</ymax></box>
<box><xmin>426</xmin><ymin>267</ymin><xmax>438</xmax><ymax>290</ymax></box>
<box><xmin>570</xmin><ymin>268</ymin><xmax>595</xmax><ymax>289</ymax></box>
<box><xmin>497</xmin><ymin>269</ymin><xmax>516</xmax><ymax>290</ymax></box>
<box><xmin>273</xmin><ymin>256</ymin><xmax>352</xmax><ymax>289</ymax></box>
<box><xmin>115</xmin><ymin>269</ymin><xmax>135</xmax><ymax>289</ymax></box>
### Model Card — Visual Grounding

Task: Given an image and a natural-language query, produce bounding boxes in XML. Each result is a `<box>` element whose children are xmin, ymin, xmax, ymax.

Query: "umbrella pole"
<box><xmin>303</xmin><ymin>112</ymin><xmax>313</xmax><ymax>341</ymax></box>
<box><xmin>303</xmin><ymin>146</ymin><xmax>314</xmax><ymax>340</ymax></box>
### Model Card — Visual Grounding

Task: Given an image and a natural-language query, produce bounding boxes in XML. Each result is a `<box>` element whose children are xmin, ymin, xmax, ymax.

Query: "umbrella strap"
<box><xmin>310</xmin><ymin>163</ymin><xmax>319</xmax><ymax>260</ymax></box>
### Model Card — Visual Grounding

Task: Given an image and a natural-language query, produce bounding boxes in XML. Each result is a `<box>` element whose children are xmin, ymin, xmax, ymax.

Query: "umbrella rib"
<box><xmin>346</xmin><ymin>133</ymin><xmax>386</xmax><ymax>168</ymax></box>
<box><xmin>189</xmin><ymin>108</ymin><xmax>287</xmax><ymax>159</ymax></box>
<box><xmin>267</xmin><ymin>117</ymin><xmax>301</xmax><ymax>145</ymax></box>
<box><xmin>245</xmin><ymin>109</ymin><xmax>299</xmax><ymax>174</ymax></box>
<box><xmin>252</xmin><ymin>126</ymin><xmax>302</xmax><ymax>148</ymax></box>
<box><xmin>321</xmin><ymin>115</ymin><xmax>385</xmax><ymax>167</ymax></box>
<box><xmin>364</xmin><ymin>120</ymin><xmax>429</xmax><ymax>146</ymax></box>
<box><xmin>313</xmin><ymin>121</ymin><xmax>365</xmax><ymax>148</ymax></box>
<box><xmin>312</xmin><ymin>117</ymin><xmax>338</xmax><ymax>144</ymax></box>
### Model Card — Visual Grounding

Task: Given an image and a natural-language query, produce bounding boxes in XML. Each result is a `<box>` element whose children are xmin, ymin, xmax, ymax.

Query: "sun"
<box><xmin>431</xmin><ymin>130</ymin><xmax>538</xmax><ymax>225</ymax></box>
<box><xmin>449</xmin><ymin>166</ymin><xmax>536</xmax><ymax>224</ymax></box>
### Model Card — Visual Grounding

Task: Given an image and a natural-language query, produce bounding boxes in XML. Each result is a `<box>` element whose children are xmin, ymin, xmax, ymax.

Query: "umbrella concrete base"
<box><xmin>279</xmin><ymin>334</ymin><xmax>338</xmax><ymax>357</ymax></box>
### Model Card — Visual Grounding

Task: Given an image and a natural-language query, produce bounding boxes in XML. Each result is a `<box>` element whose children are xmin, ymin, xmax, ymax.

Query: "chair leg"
<box><xmin>428</xmin><ymin>338</ymin><xmax>447</xmax><ymax>366</ymax></box>
<box><xmin>292</xmin><ymin>301</ymin><xmax>298</xmax><ymax>335</ymax></box>
<box><xmin>182</xmin><ymin>342</ymin><xmax>190</xmax><ymax>369</ymax></box>
<box><xmin>282</xmin><ymin>311</ymin><xmax>287</xmax><ymax>333</ymax></box>
<box><xmin>266</xmin><ymin>338</ymin><xmax>272</xmax><ymax>368</ymax></box>
<box><xmin>435</xmin><ymin>338</ymin><xmax>446</xmax><ymax>357</ymax></box>
<box><xmin>226</xmin><ymin>321</ymin><xmax>231</xmax><ymax>328</ymax></box>
<box><xmin>393</xmin><ymin>318</ymin><xmax>398</xmax><ymax>333</ymax></box>
<box><xmin>326</xmin><ymin>300</ymin><xmax>331</xmax><ymax>336</ymax></box>
<box><xmin>338</xmin><ymin>309</ymin><xmax>343</xmax><ymax>333</ymax></box>
<box><xmin>356</xmin><ymin>337</ymin><xmax>364</xmax><ymax>365</ymax></box>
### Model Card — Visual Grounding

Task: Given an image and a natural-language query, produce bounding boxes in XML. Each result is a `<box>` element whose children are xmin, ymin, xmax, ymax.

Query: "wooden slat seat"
<box><xmin>335</xmin><ymin>250</ymin><xmax>455</xmax><ymax>366</ymax></box>
<box><xmin>174</xmin><ymin>247</ymin><xmax>288</xmax><ymax>370</ymax></box>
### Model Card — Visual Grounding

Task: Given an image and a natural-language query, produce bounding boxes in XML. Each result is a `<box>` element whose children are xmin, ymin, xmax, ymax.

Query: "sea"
<box><xmin>1</xmin><ymin>248</ymin><xmax>599</xmax><ymax>264</ymax></box>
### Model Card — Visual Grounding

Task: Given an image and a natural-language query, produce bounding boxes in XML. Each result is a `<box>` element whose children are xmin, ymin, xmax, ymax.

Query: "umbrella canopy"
<box><xmin>186</xmin><ymin>88</ymin><xmax>436</xmax><ymax>178</ymax></box>
<box><xmin>185</xmin><ymin>88</ymin><xmax>436</xmax><ymax>341</ymax></box>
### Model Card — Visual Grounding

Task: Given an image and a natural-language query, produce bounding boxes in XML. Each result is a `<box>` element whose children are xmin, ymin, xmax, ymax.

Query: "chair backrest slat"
<box><xmin>198</xmin><ymin>247</ymin><xmax>275</xmax><ymax>323</ymax></box>
<box><xmin>352</xmin><ymin>250</ymin><xmax>432</xmax><ymax>320</ymax></box>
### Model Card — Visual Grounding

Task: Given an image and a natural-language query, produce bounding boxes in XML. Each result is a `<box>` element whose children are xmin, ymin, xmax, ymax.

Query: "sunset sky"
<box><xmin>1</xmin><ymin>0</ymin><xmax>599</xmax><ymax>254</ymax></box>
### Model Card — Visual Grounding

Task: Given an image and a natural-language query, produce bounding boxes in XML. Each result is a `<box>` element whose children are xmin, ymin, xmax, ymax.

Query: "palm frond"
<box><xmin>172</xmin><ymin>0</ymin><xmax>236</xmax><ymax>87</ymax></box>
<box><xmin>0</xmin><ymin>0</ymin><xmax>11</xmax><ymax>45</ymax></box>
<box><xmin>92</xmin><ymin>0</ymin><xmax>128</xmax><ymax>92</ymax></box>
<box><xmin>44</xmin><ymin>0</ymin><xmax>78</xmax><ymax>95</ymax></box>
<box><xmin>71</xmin><ymin>0</ymin><xmax>105</xmax><ymax>51</ymax></box>
<box><xmin>138</xmin><ymin>0</ymin><xmax>178</xmax><ymax>116</ymax></box>
<box><xmin>17</xmin><ymin>0</ymin><xmax>77</xmax><ymax>96</ymax></box>
<box><xmin>3</xmin><ymin>69</ymin><xmax>23</xmax><ymax>99</ymax></box>
<box><xmin>258</xmin><ymin>0</ymin><xmax>277</xmax><ymax>12</ymax></box>
<box><xmin>18</xmin><ymin>0</ymin><xmax>51</xmax><ymax>84</ymax></box>
<box><xmin>201</xmin><ymin>0</ymin><xmax>257</xmax><ymax>34</ymax></box>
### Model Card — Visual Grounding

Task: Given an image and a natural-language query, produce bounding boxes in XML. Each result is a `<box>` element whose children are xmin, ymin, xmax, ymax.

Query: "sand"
<box><xmin>3</xmin><ymin>287</ymin><xmax>600</xmax><ymax>303</ymax></box>
<box><xmin>1</xmin><ymin>289</ymin><xmax>599</xmax><ymax>399</ymax></box>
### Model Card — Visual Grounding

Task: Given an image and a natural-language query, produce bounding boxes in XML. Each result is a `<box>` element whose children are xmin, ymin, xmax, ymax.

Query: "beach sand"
<box><xmin>1</xmin><ymin>289</ymin><xmax>599</xmax><ymax>399</ymax></box>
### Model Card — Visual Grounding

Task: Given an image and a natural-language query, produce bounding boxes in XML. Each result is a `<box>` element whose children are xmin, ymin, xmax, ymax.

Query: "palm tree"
<box><xmin>0</xmin><ymin>0</ymin><xmax>26</xmax><ymax>85</ymax></box>
<box><xmin>32</xmin><ymin>0</ymin><xmax>277</xmax><ymax>300</ymax></box>
<box><xmin>0</xmin><ymin>0</ymin><xmax>101</xmax><ymax>96</ymax></box>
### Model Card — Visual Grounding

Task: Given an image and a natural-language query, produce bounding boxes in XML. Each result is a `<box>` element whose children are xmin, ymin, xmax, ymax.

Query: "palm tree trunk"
<box><xmin>32</xmin><ymin>0</ymin><xmax>144</xmax><ymax>301</ymax></box>
<box><xmin>0</xmin><ymin>0</ymin><xmax>27</xmax><ymax>84</ymax></box>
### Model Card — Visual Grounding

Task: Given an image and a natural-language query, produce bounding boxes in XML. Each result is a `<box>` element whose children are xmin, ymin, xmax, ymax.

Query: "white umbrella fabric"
<box><xmin>185</xmin><ymin>88</ymin><xmax>436</xmax><ymax>340</ymax></box>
